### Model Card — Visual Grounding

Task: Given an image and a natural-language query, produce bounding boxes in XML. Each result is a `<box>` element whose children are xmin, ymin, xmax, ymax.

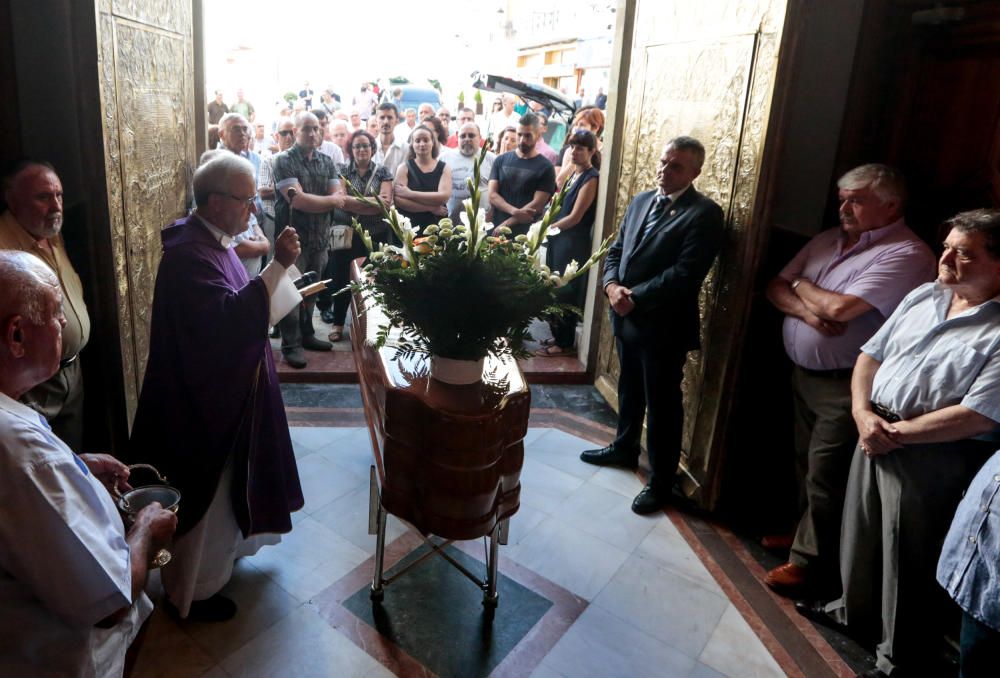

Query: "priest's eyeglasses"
<box><xmin>215</xmin><ymin>192</ymin><xmax>256</xmax><ymax>209</ymax></box>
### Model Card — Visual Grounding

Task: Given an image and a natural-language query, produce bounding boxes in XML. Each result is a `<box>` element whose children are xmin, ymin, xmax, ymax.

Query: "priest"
<box><xmin>129</xmin><ymin>153</ymin><xmax>304</xmax><ymax>622</ymax></box>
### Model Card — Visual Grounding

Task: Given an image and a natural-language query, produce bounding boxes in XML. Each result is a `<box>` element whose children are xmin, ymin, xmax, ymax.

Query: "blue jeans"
<box><xmin>960</xmin><ymin>610</ymin><xmax>1000</xmax><ymax>678</ymax></box>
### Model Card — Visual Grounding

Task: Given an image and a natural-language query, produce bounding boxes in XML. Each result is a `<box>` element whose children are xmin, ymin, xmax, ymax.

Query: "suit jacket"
<box><xmin>602</xmin><ymin>186</ymin><xmax>724</xmax><ymax>350</ymax></box>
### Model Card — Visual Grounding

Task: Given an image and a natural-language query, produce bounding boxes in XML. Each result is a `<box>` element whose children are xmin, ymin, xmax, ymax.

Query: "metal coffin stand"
<box><xmin>349</xmin><ymin>262</ymin><xmax>529</xmax><ymax>618</ymax></box>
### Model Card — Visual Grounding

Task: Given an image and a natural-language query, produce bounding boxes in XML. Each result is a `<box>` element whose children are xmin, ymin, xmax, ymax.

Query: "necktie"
<box><xmin>636</xmin><ymin>194</ymin><xmax>669</xmax><ymax>246</ymax></box>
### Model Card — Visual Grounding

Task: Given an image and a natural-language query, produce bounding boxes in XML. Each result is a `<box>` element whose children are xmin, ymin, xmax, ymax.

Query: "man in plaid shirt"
<box><xmin>272</xmin><ymin>112</ymin><xmax>345</xmax><ymax>368</ymax></box>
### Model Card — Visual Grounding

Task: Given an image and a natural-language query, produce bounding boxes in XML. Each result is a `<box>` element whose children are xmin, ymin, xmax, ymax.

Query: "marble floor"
<box><xmin>131</xmin><ymin>424</ymin><xmax>793</xmax><ymax>677</ymax></box>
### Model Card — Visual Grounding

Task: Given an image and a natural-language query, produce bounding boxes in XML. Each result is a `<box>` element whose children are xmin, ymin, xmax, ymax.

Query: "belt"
<box><xmin>870</xmin><ymin>401</ymin><xmax>901</xmax><ymax>423</ymax></box>
<box><xmin>798</xmin><ymin>366</ymin><xmax>853</xmax><ymax>380</ymax></box>
<box><xmin>59</xmin><ymin>354</ymin><xmax>78</xmax><ymax>370</ymax></box>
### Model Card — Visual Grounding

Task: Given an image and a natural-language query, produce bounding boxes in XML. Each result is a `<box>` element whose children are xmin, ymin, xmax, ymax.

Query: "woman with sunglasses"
<box><xmin>537</xmin><ymin>130</ymin><xmax>600</xmax><ymax>357</ymax></box>
<box><xmin>324</xmin><ymin>129</ymin><xmax>394</xmax><ymax>342</ymax></box>
<box><xmin>393</xmin><ymin>124</ymin><xmax>451</xmax><ymax>231</ymax></box>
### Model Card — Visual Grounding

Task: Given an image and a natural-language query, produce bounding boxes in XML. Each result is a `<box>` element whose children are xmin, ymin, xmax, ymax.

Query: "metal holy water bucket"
<box><xmin>115</xmin><ymin>464</ymin><xmax>181</xmax><ymax>519</ymax></box>
<box><xmin>114</xmin><ymin>464</ymin><xmax>180</xmax><ymax>568</ymax></box>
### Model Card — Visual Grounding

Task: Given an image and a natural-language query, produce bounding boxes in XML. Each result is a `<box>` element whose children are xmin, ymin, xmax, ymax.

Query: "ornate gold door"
<box><xmin>594</xmin><ymin>0</ymin><xmax>787</xmax><ymax>506</ymax></box>
<box><xmin>96</xmin><ymin>0</ymin><xmax>197</xmax><ymax>425</ymax></box>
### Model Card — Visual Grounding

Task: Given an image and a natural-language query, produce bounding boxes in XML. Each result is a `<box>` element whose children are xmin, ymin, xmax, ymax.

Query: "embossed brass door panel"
<box><xmin>594</xmin><ymin>0</ymin><xmax>786</xmax><ymax>506</ymax></box>
<box><xmin>96</xmin><ymin>0</ymin><xmax>196</xmax><ymax>425</ymax></box>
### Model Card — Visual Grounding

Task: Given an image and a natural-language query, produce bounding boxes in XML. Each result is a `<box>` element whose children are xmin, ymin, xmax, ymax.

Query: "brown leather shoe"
<box><xmin>765</xmin><ymin>563</ymin><xmax>809</xmax><ymax>597</ymax></box>
<box><xmin>761</xmin><ymin>533</ymin><xmax>795</xmax><ymax>552</ymax></box>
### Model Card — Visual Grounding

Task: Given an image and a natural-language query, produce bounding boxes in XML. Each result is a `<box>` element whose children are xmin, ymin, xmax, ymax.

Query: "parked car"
<box><xmin>471</xmin><ymin>71</ymin><xmax>576</xmax><ymax>149</ymax></box>
<box><xmin>380</xmin><ymin>84</ymin><xmax>442</xmax><ymax>115</ymax></box>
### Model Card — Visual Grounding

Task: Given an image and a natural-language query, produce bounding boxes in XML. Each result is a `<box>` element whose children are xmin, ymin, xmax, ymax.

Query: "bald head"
<box><xmin>0</xmin><ymin>250</ymin><xmax>64</xmax><ymax>397</ymax></box>
<box><xmin>0</xmin><ymin>250</ymin><xmax>58</xmax><ymax>323</ymax></box>
<box><xmin>294</xmin><ymin>112</ymin><xmax>321</xmax><ymax>151</ymax></box>
<box><xmin>457</xmin><ymin>122</ymin><xmax>482</xmax><ymax>157</ymax></box>
<box><xmin>4</xmin><ymin>163</ymin><xmax>64</xmax><ymax>239</ymax></box>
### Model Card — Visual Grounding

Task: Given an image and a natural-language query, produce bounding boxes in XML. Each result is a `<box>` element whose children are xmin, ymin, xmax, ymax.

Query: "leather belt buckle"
<box><xmin>870</xmin><ymin>401</ymin><xmax>901</xmax><ymax>423</ymax></box>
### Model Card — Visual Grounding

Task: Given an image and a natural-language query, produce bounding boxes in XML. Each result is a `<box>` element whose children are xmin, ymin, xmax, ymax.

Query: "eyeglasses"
<box><xmin>278</xmin><ymin>130</ymin><xmax>294</xmax><ymax>137</ymax></box>
<box><xmin>352</xmin><ymin>143</ymin><xmax>371</xmax><ymax>150</ymax></box>
<box><xmin>214</xmin><ymin>192</ymin><xmax>256</xmax><ymax>209</ymax></box>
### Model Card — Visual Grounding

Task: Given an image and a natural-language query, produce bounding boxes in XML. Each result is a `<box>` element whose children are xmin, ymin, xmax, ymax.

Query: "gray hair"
<box><xmin>218</xmin><ymin>112</ymin><xmax>248</xmax><ymax>130</ymax></box>
<box><xmin>666</xmin><ymin>136</ymin><xmax>707</xmax><ymax>169</ymax></box>
<box><xmin>946</xmin><ymin>208</ymin><xmax>1000</xmax><ymax>259</ymax></box>
<box><xmin>0</xmin><ymin>250</ymin><xmax>58</xmax><ymax>324</ymax></box>
<box><xmin>294</xmin><ymin>111</ymin><xmax>318</xmax><ymax>128</ymax></box>
<box><xmin>837</xmin><ymin>163</ymin><xmax>907</xmax><ymax>205</ymax></box>
<box><xmin>198</xmin><ymin>149</ymin><xmax>227</xmax><ymax>165</ymax></box>
<box><xmin>193</xmin><ymin>154</ymin><xmax>254</xmax><ymax>207</ymax></box>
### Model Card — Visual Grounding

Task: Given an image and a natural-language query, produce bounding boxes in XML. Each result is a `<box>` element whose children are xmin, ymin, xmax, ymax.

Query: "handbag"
<box><xmin>330</xmin><ymin>224</ymin><xmax>353</xmax><ymax>250</ymax></box>
<box><xmin>330</xmin><ymin>167</ymin><xmax>380</xmax><ymax>250</ymax></box>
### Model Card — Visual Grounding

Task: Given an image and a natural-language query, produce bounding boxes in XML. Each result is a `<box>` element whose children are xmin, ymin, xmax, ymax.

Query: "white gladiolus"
<box><xmin>561</xmin><ymin>259</ymin><xmax>580</xmax><ymax>281</ymax></box>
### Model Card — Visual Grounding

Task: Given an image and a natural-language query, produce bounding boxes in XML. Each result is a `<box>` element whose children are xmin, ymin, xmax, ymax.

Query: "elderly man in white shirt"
<box><xmin>0</xmin><ymin>250</ymin><xmax>176</xmax><ymax>677</ymax></box>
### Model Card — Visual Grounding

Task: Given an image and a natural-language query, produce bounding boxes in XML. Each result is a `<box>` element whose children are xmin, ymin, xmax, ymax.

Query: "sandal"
<box><xmin>328</xmin><ymin>328</ymin><xmax>344</xmax><ymax>342</ymax></box>
<box><xmin>540</xmin><ymin>338</ymin><xmax>557</xmax><ymax>347</ymax></box>
<box><xmin>534</xmin><ymin>345</ymin><xmax>574</xmax><ymax>357</ymax></box>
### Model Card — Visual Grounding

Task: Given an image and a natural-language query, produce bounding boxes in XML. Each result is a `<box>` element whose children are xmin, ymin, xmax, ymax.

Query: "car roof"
<box><xmin>471</xmin><ymin>71</ymin><xmax>575</xmax><ymax>120</ymax></box>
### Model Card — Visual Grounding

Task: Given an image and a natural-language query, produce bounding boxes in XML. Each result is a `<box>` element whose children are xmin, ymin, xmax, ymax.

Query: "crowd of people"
<box><xmin>204</xmin><ymin>81</ymin><xmax>609</xmax><ymax>368</ymax></box>
<box><xmin>1</xmin><ymin>75</ymin><xmax>999</xmax><ymax>677</ymax></box>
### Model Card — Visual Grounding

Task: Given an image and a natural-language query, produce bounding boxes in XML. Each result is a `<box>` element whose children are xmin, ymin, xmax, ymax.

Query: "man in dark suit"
<box><xmin>581</xmin><ymin>136</ymin><xmax>724</xmax><ymax>514</ymax></box>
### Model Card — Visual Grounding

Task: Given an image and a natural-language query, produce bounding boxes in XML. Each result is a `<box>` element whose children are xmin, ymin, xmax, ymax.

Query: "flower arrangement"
<box><xmin>345</xmin><ymin>145</ymin><xmax>615</xmax><ymax>364</ymax></box>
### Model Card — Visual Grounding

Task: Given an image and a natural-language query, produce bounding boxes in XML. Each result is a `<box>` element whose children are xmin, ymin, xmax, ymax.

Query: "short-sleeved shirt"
<box><xmin>937</xmin><ymin>448</ymin><xmax>1000</xmax><ymax>631</ymax></box>
<box><xmin>443</xmin><ymin>149</ymin><xmax>495</xmax><ymax>223</ymax></box>
<box><xmin>207</xmin><ymin>100</ymin><xmax>228</xmax><ymax>124</ymax></box>
<box><xmin>779</xmin><ymin>220</ymin><xmax>936</xmax><ymax>370</ymax></box>
<box><xmin>257</xmin><ymin>155</ymin><xmax>275</xmax><ymax>217</ymax></box>
<box><xmin>0</xmin><ymin>392</ymin><xmax>152</xmax><ymax>676</ymax></box>
<box><xmin>862</xmin><ymin>281</ymin><xmax>1000</xmax><ymax>424</ymax></box>
<box><xmin>230</xmin><ymin>100</ymin><xmax>254</xmax><ymax>119</ymax></box>
<box><xmin>332</xmin><ymin>161</ymin><xmax>393</xmax><ymax>235</ymax></box>
<box><xmin>489</xmin><ymin>151</ymin><xmax>556</xmax><ymax>234</ymax></box>
<box><xmin>272</xmin><ymin>144</ymin><xmax>340</xmax><ymax>251</ymax></box>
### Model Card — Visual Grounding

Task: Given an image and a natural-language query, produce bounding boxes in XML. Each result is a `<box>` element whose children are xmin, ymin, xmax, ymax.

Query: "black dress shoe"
<box><xmin>320</xmin><ymin>309</ymin><xmax>335</xmax><ymax>324</ymax></box>
<box><xmin>283</xmin><ymin>349</ymin><xmax>307</xmax><ymax>369</ymax></box>
<box><xmin>580</xmin><ymin>446</ymin><xmax>639</xmax><ymax>470</ymax></box>
<box><xmin>302</xmin><ymin>335</ymin><xmax>333</xmax><ymax>351</ymax></box>
<box><xmin>165</xmin><ymin>593</ymin><xmax>237</xmax><ymax>623</ymax></box>
<box><xmin>794</xmin><ymin>600</ymin><xmax>847</xmax><ymax>633</ymax></box>
<box><xmin>632</xmin><ymin>484</ymin><xmax>670</xmax><ymax>515</ymax></box>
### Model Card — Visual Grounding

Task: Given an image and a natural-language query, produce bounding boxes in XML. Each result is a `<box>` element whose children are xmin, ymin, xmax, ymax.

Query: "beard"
<box><xmin>32</xmin><ymin>214</ymin><xmax>63</xmax><ymax>239</ymax></box>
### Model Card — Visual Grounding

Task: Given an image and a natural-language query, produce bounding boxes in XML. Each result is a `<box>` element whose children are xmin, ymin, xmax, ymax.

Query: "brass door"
<box><xmin>95</xmin><ymin>0</ymin><xmax>197</xmax><ymax>425</ymax></box>
<box><xmin>594</xmin><ymin>0</ymin><xmax>788</xmax><ymax>506</ymax></box>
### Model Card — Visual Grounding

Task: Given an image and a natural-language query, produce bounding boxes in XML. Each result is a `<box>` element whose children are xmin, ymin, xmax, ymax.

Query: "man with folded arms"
<box><xmin>763</xmin><ymin>164</ymin><xmax>934</xmax><ymax>599</ymax></box>
<box><xmin>0</xmin><ymin>250</ymin><xmax>176</xmax><ymax>675</ymax></box>
<box><xmin>798</xmin><ymin>208</ymin><xmax>1000</xmax><ymax>678</ymax></box>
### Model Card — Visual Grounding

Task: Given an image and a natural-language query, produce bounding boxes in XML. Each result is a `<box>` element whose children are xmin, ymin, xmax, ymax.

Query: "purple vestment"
<box><xmin>129</xmin><ymin>214</ymin><xmax>303</xmax><ymax>536</ymax></box>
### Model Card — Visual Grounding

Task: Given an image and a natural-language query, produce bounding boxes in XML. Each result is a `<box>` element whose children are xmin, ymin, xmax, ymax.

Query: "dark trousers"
<box><xmin>279</xmin><ymin>245</ymin><xmax>327</xmax><ymax>353</ymax></box>
<box><xmin>961</xmin><ymin>611</ymin><xmax>1000</xmax><ymax>678</ymax></box>
<box><xmin>612</xmin><ymin>336</ymin><xmax>687</xmax><ymax>490</ymax></box>
<box><xmin>330</xmin><ymin>238</ymin><xmax>368</xmax><ymax>326</ymax></box>
<box><xmin>788</xmin><ymin>368</ymin><xmax>856</xmax><ymax>592</ymax></box>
